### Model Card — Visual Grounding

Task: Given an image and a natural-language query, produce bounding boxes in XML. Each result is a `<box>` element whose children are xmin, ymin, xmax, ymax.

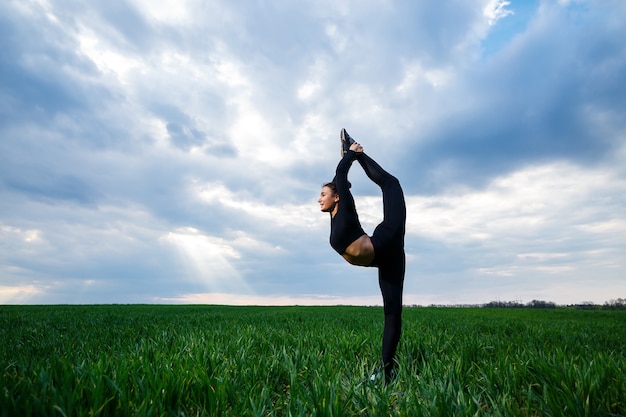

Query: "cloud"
<box><xmin>0</xmin><ymin>0</ymin><xmax>624</xmax><ymax>305</ymax></box>
<box><xmin>392</xmin><ymin>0</ymin><xmax>626</xmax><ymax>193</ymax></box>
<box><xmin>484</xmin><ymin>0</ymin><xmax>514</xmax><ymax>26</ymax></box>
<box><xmin>400</xmin><ymin>159</ymin><xmax>626</xmax><ymax>305</ymax></box>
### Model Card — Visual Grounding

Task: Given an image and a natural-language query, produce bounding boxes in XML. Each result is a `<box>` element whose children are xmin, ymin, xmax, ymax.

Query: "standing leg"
<box><xmin>378</xmin><ymin>250</ymin><xmax>405</xmax><ymax>384</ymax></box>
<box><xmin>357</xmin><ymin>152</ymin><xmax>407</xmax><ymax>384</ymax></box>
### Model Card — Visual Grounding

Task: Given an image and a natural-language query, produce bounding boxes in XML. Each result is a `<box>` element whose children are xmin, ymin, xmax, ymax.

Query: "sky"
<box><xmin>1</xmin><ymin>0</ymin><xmax>625</xmax><ymax>306</ymax></box>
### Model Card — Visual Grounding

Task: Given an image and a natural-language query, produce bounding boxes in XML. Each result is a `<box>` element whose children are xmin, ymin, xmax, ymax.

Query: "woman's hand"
<box><xmin>349</xmin><ymin>142</ymin><xmax>364</xmax><ymax>153</ymax></box>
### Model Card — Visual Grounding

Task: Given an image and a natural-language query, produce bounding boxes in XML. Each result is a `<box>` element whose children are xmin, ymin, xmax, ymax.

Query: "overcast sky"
<box><xmin>1</xmin><ymin>0</ymin><xmax>625</xmax><ymax>306</ymax></box>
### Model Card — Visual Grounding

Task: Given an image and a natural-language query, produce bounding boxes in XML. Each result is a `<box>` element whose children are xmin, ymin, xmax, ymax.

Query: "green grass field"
<box><xmin>1</xmin><ymin>305</ymin><xmax>624</xmax><ymax>416</ymax></box>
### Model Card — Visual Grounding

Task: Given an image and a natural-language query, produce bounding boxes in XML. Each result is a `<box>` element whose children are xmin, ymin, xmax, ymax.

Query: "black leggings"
<box><xmin>336</xmin><ymin>152</ymin><xmax>406</xmax><ymax>380</ymax></box>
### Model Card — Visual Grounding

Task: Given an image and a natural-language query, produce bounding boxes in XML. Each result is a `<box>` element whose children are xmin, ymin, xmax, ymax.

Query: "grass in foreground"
<box><xmin>1</xmin><ymin>305</ymin><xmax>625</xmax><ymax>416</ymax></box>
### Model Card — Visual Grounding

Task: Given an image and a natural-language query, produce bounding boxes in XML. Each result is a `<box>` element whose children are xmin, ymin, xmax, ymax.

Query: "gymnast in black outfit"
<box><xmin>318</xmin><ymin>129</ymin><xmax>406</xmax><ymax>384</ymax></box>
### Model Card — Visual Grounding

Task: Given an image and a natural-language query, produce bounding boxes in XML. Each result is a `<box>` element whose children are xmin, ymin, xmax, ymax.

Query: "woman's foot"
<box><xmin>340</xmin><ymin>128</ymin><xmax>355</xmax><ymax>157</ymax></box>
<box><xmin>367</xmin><ymin>367</ymin><xmax>397</xmax><ymax>386</ymax></box>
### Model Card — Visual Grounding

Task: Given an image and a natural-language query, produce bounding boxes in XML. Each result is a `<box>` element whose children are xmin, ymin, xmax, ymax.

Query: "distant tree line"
<box><xmin>482</xmin><ymin>298</ymin><xmax>626</xmax><ymax>310</ymax></box>
<box><xmin>601</xmin><ymin>298</ymin><xmax>626</xmax><ymax>310</ymax></box>
<box><xmin>408</xmin><ymin>298</ymin><xmax>626</xmax><ymax>309</ymax></box>
<box><xmin>483</xmin><ymin>300</ymin><xmax>556</xmax><ymax>309</ymax></box>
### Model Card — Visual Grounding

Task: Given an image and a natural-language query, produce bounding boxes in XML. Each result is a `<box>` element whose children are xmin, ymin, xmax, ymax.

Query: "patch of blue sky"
<box><xmin>481</xmin><ymin>0</ymin><xmax>539</xmax><ymax>58</ymax></box>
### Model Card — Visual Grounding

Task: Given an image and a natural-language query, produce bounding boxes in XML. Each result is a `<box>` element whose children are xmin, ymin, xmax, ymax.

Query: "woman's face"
<box><xmin>318</xmin><ymin>186</ymin><xmax>338</xmax><ymax>213</ymax></box>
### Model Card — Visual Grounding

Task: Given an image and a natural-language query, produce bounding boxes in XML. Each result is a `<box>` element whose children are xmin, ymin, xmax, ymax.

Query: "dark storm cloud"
<box><xmin>397</xmin><ymin>0</ymin><xmax>626</xmax><ymax>191</ymax></box>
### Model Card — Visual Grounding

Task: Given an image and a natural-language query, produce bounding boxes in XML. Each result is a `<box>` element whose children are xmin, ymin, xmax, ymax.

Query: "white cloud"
<box><xmin>484</xmin><ymin>0</ymin><xmax>514</xmax><ymax>26</ymax></box>
<box><xmin>129</xmin><ymin>0</ymin><xmax>193</xmax><ymax>25</ymax></box>
<box><xmin>406</xmin><ymin>162</ymin><xmax>625</xmax><ymax>244</ymax></box>
<box><xmin>193</xmin><ymin>181</ymin><xmax>321</xmax><ymax>230</ymax></box>
<box><xmin>77</xmin><ymin>28</ymin><xmax>144</xmax><ymax>81</ymax></box>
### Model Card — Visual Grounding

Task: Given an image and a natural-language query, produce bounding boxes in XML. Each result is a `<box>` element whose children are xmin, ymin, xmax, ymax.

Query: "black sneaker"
<box><xmin>340</xmin><ymin>128</ymin><xmax>355</xmax><ymax>157</ymax></box>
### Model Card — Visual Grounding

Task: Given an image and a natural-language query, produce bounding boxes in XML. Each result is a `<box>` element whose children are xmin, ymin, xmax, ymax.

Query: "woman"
<box><xmin>318</xmin><ymin>128</ymin><xmax>406</xmax><ymax>384</ymax></box>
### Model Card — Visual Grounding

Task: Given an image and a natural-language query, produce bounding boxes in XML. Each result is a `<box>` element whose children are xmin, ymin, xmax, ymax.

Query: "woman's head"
<box><xmin>318</xmin><ymin>182</ymin><xmax>339</xmax><ymax>213</ymax></box>
<box><xmin>318</xmin><ymin>181</ymin><xmax>351</xmax><ymax>214</ymax></box>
